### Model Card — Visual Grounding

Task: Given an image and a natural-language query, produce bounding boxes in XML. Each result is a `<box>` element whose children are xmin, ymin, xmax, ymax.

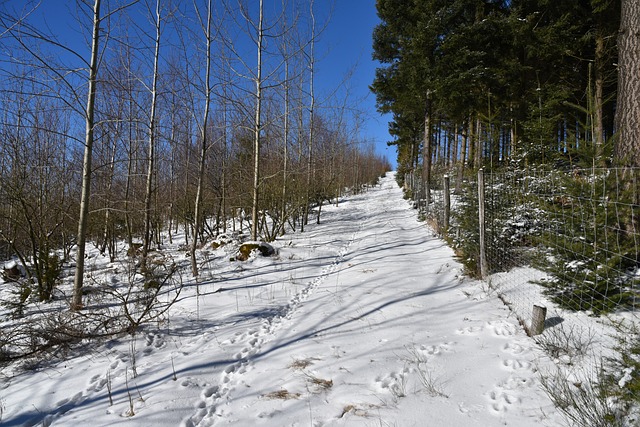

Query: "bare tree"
<box><xmin>278</xmin><ymin>12</ymin><xmax>292</xmax><ymax>236</ymax></box>
<box><xmin>141</xmin><ymin>0</ymin><xmax>163</xmax><ymax>266</ymax></box>
<box><xmin>249</xmin><ymin>0</ymin><xmax>265</xmax><ymax>241</ymax></box>
<box><xmin>190</xmin><ymin>0</ymin><xmax>215</xmax><ymax>277</ymax></box>
<box><xmin>301</xmin><ymin>0</ymin><xmax>316</xmax><ymax>231</ymax></box>
<box><xmin>72</xmin><ymin>0</ymin><xmax>103</xmax><ymax>310</ymax></box>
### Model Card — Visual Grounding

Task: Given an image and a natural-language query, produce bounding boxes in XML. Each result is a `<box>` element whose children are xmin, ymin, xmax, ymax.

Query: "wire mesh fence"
<box><xmin>404</xmin><ymin>166</ymin><xmax>640</xmax><ymax>334</ymax></box>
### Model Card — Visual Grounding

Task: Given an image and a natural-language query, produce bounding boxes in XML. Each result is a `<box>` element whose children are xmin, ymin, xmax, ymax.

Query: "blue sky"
<box><xmin>11</xmin><ymin>0</ymin><xmax>395</xmax><ymax>168</ymax></box>
<box><xmin>315</xmin><ymin>0</ymin><xmax>395</xmax><ymax>168</ymax></box>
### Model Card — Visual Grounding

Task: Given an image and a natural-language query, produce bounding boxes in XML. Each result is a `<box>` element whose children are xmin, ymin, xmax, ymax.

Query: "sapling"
<box><xmin>125</xmin><ymin>371</ymin><xmax>134</xmax><ymax>417</ymax></box>
<box><xmin>129</xmin><ymin>336</ymin><xmax>137</xmax><ymax>378</ymax></box>
<box><xmin>106</xmin><ymin>370</ymin><xmax>113</xmax><ymax>406</ymax></box>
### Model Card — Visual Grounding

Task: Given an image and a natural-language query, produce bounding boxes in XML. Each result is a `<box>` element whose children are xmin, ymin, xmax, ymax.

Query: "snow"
<box><xmin>1</xmin><ymin>172</ymin><xmax>570</xmax><ymax>426</ymax></box>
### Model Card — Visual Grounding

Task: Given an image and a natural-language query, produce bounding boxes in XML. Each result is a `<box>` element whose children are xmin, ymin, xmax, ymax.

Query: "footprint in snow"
<box><xmin>108</xmin><ymin>351</ymin><xmax>128</xmax><ymax>370</ymax></box>
<box><xmin>500</xmin><ymin>375</ymin><xmax>535</xmax><ymax>390</ymax></box>
<box><xmin>502</xmin><ymin>342</ymin><xmax>527</xmax><ymax>355</ymax></box>
<box><xmin>487</xmin><ymin>389</ymin><xmax>519</xmax><ymax>413</ymax></box>
<box><xmin>143</xmin><ymin>332</ymin><xmax>166</xmax><ymax>354</ymax></box>
<box><xmin>501</xmin><ymin>359</ymin><xmax>532</xmax><ymax>371</ymax></box>
<box><xmin>485</xmin><ymin>320</ymin><xmax>518</xmax><ymax>337</ymax></box>
<box><xmin>419</xmin><ymin>341</ymin><xmax>455</xmax><ymax>356</ymax></box>
<box><xmin>180</xmin><ymin>377</ymin><xmax>201</xmax><ymax>388</ymax></box>
<box><xmin>455</xmin><ymin>325</ymin><xmax>483</xmax><ymax>335</ymax></box>
<box><xmin>375</xmin><ymin>368</ymin><xmax>409</xmax><ymax>396</ymax></box>
<box><xmin>202</xmin><ymin>385</ymin><xmax>220</xmax><ymax>399</ymax></box>
<box><xmin>87</xmin><ymin>374</ymin><xmax>108</xmax><ymax>392</ymax></box>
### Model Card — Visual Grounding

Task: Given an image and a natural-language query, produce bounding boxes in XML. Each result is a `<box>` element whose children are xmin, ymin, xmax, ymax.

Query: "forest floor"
<box><xmin>2</xmin><ymin>172</ymin><xmax>573</xmax><ymax>426</ymax></box>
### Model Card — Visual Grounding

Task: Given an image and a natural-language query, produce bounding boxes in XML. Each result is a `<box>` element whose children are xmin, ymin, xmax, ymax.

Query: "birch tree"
<box><xmin>250</xmin><ymin>0</ymin><xmax>264</xmax><ymax>241</ymax></box>
<box><xmin>141</xmin><ymin>0</ymin><xmax>163</xmax><ymax>265</ymax></box>
<box><xmin>302</xmin><ymin>0</ymin><xmax>315</xmax><ymax>231</ymax></box>
<box><xmin>72</xmin><ymin>0</ymin><xmax>103</xmax><ymax>310</ymax></box>
<box><xmin>190</xmin><ymin>0</ymin><xmax>214</xmax><ymax>277</ymax></box>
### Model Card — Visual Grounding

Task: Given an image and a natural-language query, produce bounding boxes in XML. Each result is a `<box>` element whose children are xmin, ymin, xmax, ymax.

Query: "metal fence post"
<box><xmin>478</xmin><ymin>168</ymin><xmax>488</xmax><ymax>278</ymax></box>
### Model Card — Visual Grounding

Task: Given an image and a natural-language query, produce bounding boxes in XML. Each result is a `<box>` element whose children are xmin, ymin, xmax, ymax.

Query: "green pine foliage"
<box><xmin>372</xmin><ymin>0</ymin><xmax>619</xmax><ymax>174</ymax></box>
<box><xmin>538</xmin><ymin>169</ymin><xmax>639</xmax><ymax>314</ymax></box>
<box><xmin>599</xmin><ymin>321</ymin><xmax>640</xmax><ymax>422</ymax></box>
<box><xmin>450</xmin><ymin>179</ymin><xmax>482</xmax><ymax>277</ymax></box>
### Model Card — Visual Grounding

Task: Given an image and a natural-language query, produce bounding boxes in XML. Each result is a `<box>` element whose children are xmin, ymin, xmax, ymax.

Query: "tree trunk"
<box><xmin>594</xmin><ymin>27</ymin><xmax>605</xmax><ymax>164</ymax></box>
<box><xmin>280</xmin><ymin>57</ymin><xmax>290</xmax><ymax>236</ymax></box>
<box><xmin>100</xmin><ymin>125</ymin><xmax>119</xmax><ymax>259</ymax></box>
<box><xmin>250</xmin><ymin>0</ymin><xmax>264</xmax><ymax>241</ymax></box>
<box><xmin>72</xmin><ymin>0</ymin><xmax>101</xmax><ymax>310</ymax></box>
<box><xmin>474</xmin><ymin>115</ymin><xmax>482</xmax><ymax>169</ymax></box>
<box><xmin>142</xmin><ymin>0</ymin><xmax>162</xmax><ymax>264</ymax></box>
<box><xmin>455</xmin><ymin>121</ymin><xmax>467</xmax><ymax>193</ymax></box>
<box><xmin>303</xmin><ymin>0</ymin><xmax>316</xmax><ymax>231</ymax></box>
<box><xmin>124</xmin><ymin>68</ymin><xmax>135</xmax><ymax>249</ymax></box>
<box><xmin>423</xmin><ymin>94</ymin><xmax>432</xmax><ymax>207</ymax></box>
<box><xmin>614</xmin><ymin>0</ymin><xmax>640</xmax><ymax>167</ymax></box>
<box><xmin>191</xmin><ymin>0</ymin><xmax>213</xmax><ymax>277</ymax></box>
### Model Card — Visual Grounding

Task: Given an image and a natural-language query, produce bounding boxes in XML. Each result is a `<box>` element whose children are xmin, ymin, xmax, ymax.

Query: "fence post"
<box><xmin>443</xmin><ymin>174</ymin><xmax>450</xmax><ymax>234</ymax></box>
<box><xmin>531</xmin><ymin>304</ymin><xmax>547</xmax><ymax>336</ymax></box>
<box><xmin>478</xmin><ymin>168</ymin><xmax>488</xmax><ymax>278</ymax></box>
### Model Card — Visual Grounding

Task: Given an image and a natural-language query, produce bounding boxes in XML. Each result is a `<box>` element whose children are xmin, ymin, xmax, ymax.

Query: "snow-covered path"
<box><xmin>1</xmin><ymin>172</ymin><xmax>562</xmax><ymax>427</ymax></box>
<box><xmin>174</xmin><ymin>173</ymin><xmax>560</xmax><ymax>426</ymax></box>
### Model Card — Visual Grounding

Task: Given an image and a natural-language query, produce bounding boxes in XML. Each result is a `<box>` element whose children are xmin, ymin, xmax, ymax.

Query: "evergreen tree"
<box><xmin>614</xmin><ymin>0</ymin><xmax>640</xmax><ymax>166</ymax></box>
<box><xmin>372</xmin><ymin>0</ymin><xmax>620</xmax><ymax>170</ymax></box>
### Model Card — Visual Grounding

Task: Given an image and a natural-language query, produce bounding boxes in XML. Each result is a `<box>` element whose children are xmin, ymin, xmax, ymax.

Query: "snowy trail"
<box><xmin>182</xmin><ymin>208</ymin><xmax>364</xmax><ymax>427</ymax></box>
<box><xmin>1</xmin><ymin>172</ymin><xmax>562</xmax><ymax>427</ymax></box>
<box><xmin>178</xmin><ymin>174</ymin><xmax>559</xmax><ymax>426</ymax></box>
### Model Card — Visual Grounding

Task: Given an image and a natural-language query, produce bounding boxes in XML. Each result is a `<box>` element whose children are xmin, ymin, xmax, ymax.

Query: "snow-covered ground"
<box><xmin>1</xmin><ymin>172</ymin><xmax>570</xmax><ymax>426</ymax></box>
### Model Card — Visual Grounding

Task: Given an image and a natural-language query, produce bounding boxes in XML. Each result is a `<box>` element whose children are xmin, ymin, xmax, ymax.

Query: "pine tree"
<box><xmin>614</xmin><ymin>0</ymin><xmax>640</xmax><ymax>166</ymax></box>
<box><xmin>539</xmin><ymin>170</ymin><xmax>637</xmax><ymax>314</ymax></box>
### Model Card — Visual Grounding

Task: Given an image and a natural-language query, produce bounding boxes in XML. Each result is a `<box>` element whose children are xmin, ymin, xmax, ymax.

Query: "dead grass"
<box><xmin>339</xmin><ymin>403</ymin><xmax>380</xmax><ymax>418</ymax></box>
<box><xmin>306</xmin><ymin>374</ymin><xmax>333</xmax><ymax>392</ymax></box>
<box><xmin>288</xmin><ymin>358</ymin><xmax>316</xmax><ymax>370</ymax></box>
<box><xmin>261</xmin><ymin>389</ymin><xmax>301</xmax><ymax>400</ymax></box>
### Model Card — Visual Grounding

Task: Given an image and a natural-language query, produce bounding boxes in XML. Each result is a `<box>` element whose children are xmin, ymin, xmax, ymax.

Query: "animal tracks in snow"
<box><xmin>455</xmin><ymin>325</ymin><xmax>483</xmax><ymax>335</ymax></box>
<box><xmin>182</xmin><ymin>219</ymin><xmax>364</xmax><ymax>427</ymax></box>
<box><xmin>485</xmin><ymin>320</ymin><xmax>519</xmax><ymax>337</ymax></box>
<box><xmin>418</xmin><ymin>341</ymin><xmax>455</xmax><ymax>356</ymax></box>
<box><xmin>374</xmin><ymin>368</ymin><xmax>410</xmax><ymax>398</ymax></box>
<box><xmin>488</xmin><ymin>389</ymin><xmax>520</xmax><ymax>414</ymax></box>
<box><xmin>502</xmin><ymin>342</ymin><xmax>527</xmax><ymax>355</ymax></box>
<box><xmin>451</xmin><ymin>316</ymin><xmax>538</xmax><ymax>418</ymax></box>
<box><xmin>143</xmin><ymin>332</ymin><xmax>167</xmax><ymax>354</ymax></box>
<box><xmin>455</xmin><ymin>320</ymin><xmax>518</xmax><ymax>338</ymax></box>
<box><xmin>485</xmin><ymin>329</ymin><xmax>538</xmax><ymax>417</ymax></box>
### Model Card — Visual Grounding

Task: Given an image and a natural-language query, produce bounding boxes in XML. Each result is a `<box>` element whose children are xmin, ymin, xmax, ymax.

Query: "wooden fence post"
<box><xmin>443</xmin><ymin>174</ymin><xmax>450</xmax><ymax>234</ymax></box>
<box><xmin>531</xmin><ymin>304</ymin><xmax>547</xmax><ymax>335</ymax></box>
<box><xmin>478</xmin><ymin>168</ymin><xmax>488</xmax><ymax>278</ymax></box>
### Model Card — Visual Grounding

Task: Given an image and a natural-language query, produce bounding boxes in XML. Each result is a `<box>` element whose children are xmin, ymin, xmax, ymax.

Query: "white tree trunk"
<box><xmin>303</xmin><ymin>0</ymin><xmax>315</xmax><ymax>231</ymax></box>
<box><xmin>191</xmin><ymin>0</ymin><xmax>213</xmax><ymax>277</ymax></box>
<box><xmin>72</xmin><ymin>0</ymin><xmax>101</xmax><ymax>310</ymax></box>
<box><xmin>250</xmin><ymin>0</ymin><xmax>264</xmax><ymax>241</ymax></box>
<box><xmin>142</xmin><ymin>0</ymin><xmax>162</xmax><ymax>264</ymax></box>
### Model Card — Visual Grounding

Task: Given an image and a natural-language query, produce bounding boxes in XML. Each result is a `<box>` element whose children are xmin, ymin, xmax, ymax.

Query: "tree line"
<box><xmin>0</xmin><ymin>0</ymin><xmax>390</xmax><ymax>309</ymax></box>
<box><xmin>371</xmin><ymin>0</ymin><xmax>639</xmax><ymax>185</ymax></box>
